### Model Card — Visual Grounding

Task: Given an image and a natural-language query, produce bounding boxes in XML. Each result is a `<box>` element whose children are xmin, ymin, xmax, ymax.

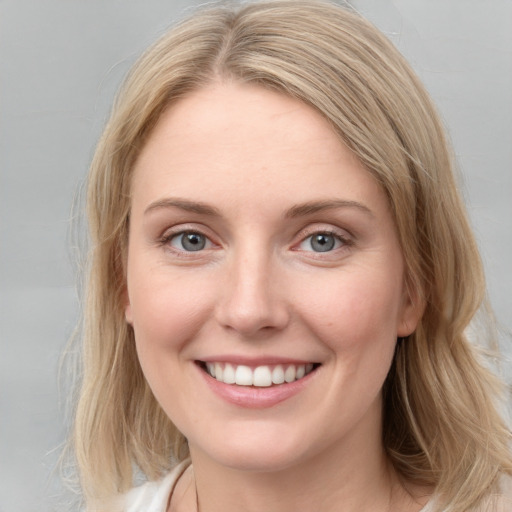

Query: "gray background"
<box><xmin>1</xmin><ymin>1</ymin><xmax>510</xmax><ymax>511</ymax></box>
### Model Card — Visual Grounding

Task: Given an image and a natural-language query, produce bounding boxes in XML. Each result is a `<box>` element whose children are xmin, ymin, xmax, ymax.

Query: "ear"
<box><xmin>125</xmin><ymin>303</ymin><xmax>133</xmax><ymax>325</ymax></box>
<box><xmin>397</xmin><ymin>280</ymin><xmax>425</xmax><ymax>337</ymax></box>
<box><xmin>120</xmin><ymin>239</ymin><xmax>133</xmax><ymax>325</ymax></box>
<box><xmin>122</xmin><ymin>285</ymin><xmax>133</xmax><ymax>325</ymax></box>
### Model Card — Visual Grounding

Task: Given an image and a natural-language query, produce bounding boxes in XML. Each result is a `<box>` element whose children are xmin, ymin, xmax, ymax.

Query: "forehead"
<box><xmin>131</xmin><ymin>82</ymin><xmax>387</xmax><ymax>215</ymax></box>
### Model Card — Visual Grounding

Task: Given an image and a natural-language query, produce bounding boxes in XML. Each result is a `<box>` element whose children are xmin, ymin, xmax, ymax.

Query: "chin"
<box><xmin>189</xmin><ymin>425</ymin><xmax>312</xmax><ymax>473</ymax></box>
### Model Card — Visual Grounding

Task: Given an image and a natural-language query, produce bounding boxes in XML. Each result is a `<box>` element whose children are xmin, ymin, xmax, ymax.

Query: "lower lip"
<box><xmin>197</xmin><ymin>364</ymin><xmax>319</xmax><ymax>409</ymax></box>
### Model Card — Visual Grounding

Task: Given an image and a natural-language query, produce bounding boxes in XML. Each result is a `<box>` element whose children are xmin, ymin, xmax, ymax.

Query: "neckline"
<box><xmin>165</xmin><ymin>461</ymin><xmax>435</xmax><ymax>512</ymax></box>
<box><xmin>165</xmin><ymin>459</ymin><xmax>193</xmax><ymax>511</ymax></box>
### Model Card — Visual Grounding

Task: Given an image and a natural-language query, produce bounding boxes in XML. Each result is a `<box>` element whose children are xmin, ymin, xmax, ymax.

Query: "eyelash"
<box><xmin>158</xmin><ymin>228</ymin><xmax>215</xmax><ymax>257</ymax></box>
<box><xmin>158</xmin><ymin>226</ymin><xmax>353</xmax><ymax>256</ymax></box>
<box><xmin>295</xmin><ymin>228</ymin><xmax>353</xmax><ymax>254</ymax></box>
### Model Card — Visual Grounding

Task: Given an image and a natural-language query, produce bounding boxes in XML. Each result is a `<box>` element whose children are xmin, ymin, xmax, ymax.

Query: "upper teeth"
<box><xmin>205</xmin><ymin>362</ymin><xmax>315</xmax><ymax>387</ymax></box>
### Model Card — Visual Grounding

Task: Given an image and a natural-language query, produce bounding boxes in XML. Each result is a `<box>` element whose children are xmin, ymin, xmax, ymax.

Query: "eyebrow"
<box><xmin>144</xmin><ymin>197</ymin><xmax>373</xmax><ymax>219</ymax></box>
<box><xmin>144</xmin><ymin>198</ymin><xmax>221</xmax><ymax>217</ymax></box>
<box><xmin>284</xmin><ymin>199</ymin><xmax>374</xmax><ymax>218</ymax></box>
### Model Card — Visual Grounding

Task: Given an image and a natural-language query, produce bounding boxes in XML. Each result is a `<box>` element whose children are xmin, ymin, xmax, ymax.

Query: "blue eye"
<box><xmin>300</xmin><ymin>232</ymin><xmax>342</xmax><ymax>252</ymax></box>
<box><xmin>170</xmin><ymin>231</ymin><xmax>210</xmax><ymax>252</ymax></box>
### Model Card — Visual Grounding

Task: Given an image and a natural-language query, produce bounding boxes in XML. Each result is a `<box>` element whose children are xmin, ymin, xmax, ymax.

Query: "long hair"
<box><xmin>74</xmin><ymin>1</ymin><xmax>511</xmax><ymax>510</ymax></box>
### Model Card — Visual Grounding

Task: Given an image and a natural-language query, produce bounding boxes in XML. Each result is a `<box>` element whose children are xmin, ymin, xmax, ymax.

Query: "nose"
<box><xmin>215</xmin><ymin>248</ymin><xmax>290</xmax><ymax>337</ymax></box>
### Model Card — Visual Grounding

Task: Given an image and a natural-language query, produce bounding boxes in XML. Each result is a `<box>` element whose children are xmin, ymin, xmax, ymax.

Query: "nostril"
<box><xmin>214</xmin><ymin>270</ymin><xmax>290</xmax><ymax>336</ymax></box>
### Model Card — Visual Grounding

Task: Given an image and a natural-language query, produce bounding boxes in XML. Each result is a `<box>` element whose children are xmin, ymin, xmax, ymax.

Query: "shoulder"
<box><xmin>477</xmin><ymin>494</ymin><xmax>512</xmax><ymax>512</ymax></box>
<box><xmin>467</xmin><ymin>475</ymin><xmax>512</xmax><ymax>512</ymax></box>
<box><xmin>482</xmin><ymin>475</ymin><xmax>512</xmax><ymax>512</ymax></box>
<box><xmin>419</xmin><ymin>476</ymin><xmax>512</xmax><ymax>512</ymax></box>
<box><xmin>123</xmin><ymin>459</ymin><xmax>191</xmax><ymax>512</ymax></box>
<box><xmin>492</xmin><ymin>475</ymin><xmax>512</xmax><ymax>512</ymax></box>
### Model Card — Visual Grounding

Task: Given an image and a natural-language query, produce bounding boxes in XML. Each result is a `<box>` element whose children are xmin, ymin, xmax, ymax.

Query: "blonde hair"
<box><xmin>74</xmin><ymin>1</ymin><xmax>511</xmax><ymax>510</ymax></box>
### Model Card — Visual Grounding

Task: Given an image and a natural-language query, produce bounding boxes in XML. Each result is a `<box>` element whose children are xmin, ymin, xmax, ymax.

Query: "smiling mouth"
<box><xmin>197</xmin><ymin>361</ymin><xmax>321</xmax><ymax>387</ymax></box>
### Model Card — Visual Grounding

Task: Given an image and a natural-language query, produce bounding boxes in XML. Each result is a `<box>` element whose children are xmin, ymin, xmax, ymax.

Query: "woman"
<box><xmin>73</xmin><ymin>1</ymin><xmax>512</xmax><ymax>511</ymax></box>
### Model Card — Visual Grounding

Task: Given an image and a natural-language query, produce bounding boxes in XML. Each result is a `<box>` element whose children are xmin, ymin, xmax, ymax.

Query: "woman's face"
<box><xmin>125</xmin><ymin>82</ymin><xmax>422</xmax><ymax>472</ymax></box>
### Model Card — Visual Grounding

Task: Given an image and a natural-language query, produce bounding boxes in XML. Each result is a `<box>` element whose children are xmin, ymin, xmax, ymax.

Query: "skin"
<box><xmin>125</xmin><ymin>82</ymin><xmax>426</xmax><ymax>512</ymax></box>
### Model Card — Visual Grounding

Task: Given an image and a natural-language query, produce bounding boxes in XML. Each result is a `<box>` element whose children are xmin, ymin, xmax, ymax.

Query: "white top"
<box><xmin>122</xmin><ymin>461</ymin><xmax>511</xmax><ymax>512</ymax></box>
<box><xmin>124</xmin><ymin>459</ymin><xmax>191</xmax><ymax>512</ymax></box>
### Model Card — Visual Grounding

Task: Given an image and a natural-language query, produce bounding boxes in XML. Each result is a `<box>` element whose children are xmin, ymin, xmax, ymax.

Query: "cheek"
<box><xmin>127</xmin><ymin>269</ymin><xmax>215</xmax><ymax>359</ymax></box>
<box><xmin>127</xmin><ymin>270</ymin><xmax>217</xmax><ymax>421</ymax></box>
<box><xmin>293</xmin><ymin>266</ymin><xmax>404</xmax><ymax>353</ymax></box>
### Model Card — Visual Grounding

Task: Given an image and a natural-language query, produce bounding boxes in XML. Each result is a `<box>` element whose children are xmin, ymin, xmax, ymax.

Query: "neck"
<box><xmin>185</xmin><ymin>417</ymin><xmax>405</xmax><ymax>512</ymax></box>
<box><xmin>194</xmin><ymin>451</ymin><xmax>391</xmax><ymax>512</ymax></box>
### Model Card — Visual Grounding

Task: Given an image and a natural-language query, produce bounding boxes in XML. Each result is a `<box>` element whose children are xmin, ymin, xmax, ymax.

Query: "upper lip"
<box><xmin>196</xmin><ymin>355</ymin><xmax>320</xmax><ymax>367</ymax></box>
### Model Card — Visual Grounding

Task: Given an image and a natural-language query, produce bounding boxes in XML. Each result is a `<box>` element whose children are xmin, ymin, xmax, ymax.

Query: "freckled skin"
<box><xmin>125</xmin><ymin>83</ymin><xmax>424</xmax><ymax>510</ymax></box>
